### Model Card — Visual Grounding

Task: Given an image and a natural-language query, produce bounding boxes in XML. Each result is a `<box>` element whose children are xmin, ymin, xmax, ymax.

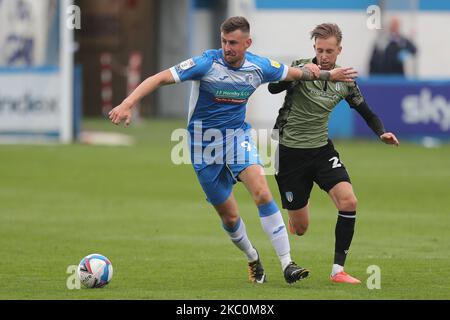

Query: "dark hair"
<box><xmin>220</xmin><ymin>16</ymin><xmax>250</xmax><ymax>34</ymax></box>
<box><xmin>310</xmin><ymin>23</ymin><xmax>343</xmax><ymax>45</ymax></box>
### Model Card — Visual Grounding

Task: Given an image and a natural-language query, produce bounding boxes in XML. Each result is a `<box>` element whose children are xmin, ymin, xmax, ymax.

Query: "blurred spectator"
<box><xmin>369</xmin><ymin>17</ymin><xmax>417</xmax><ymax>76</ymax></box>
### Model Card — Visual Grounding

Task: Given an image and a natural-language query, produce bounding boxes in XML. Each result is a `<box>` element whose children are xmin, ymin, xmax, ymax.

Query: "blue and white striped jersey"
<box><xmin>170</xmin><ymin>49</ymin><xmax>288</xmax><ymax>138</ymax></box>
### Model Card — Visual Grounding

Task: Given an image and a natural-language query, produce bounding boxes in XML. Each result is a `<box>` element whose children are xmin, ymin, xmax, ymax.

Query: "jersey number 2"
<box><xmin>329</xmin><ymin>157</ymin><xmax>342</xmax><ymax>169</ymax></box>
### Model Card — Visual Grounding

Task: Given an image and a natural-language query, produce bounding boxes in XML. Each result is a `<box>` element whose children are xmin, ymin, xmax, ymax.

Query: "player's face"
<box><xmin>314</xmin><ymin>37</ymin><xmax>342</xmax><ymax>70</ymax></box>
<box><xmin>221</xmin><ymin>30</ymin><xmax>252</xmax><ymax>67</ymax></box>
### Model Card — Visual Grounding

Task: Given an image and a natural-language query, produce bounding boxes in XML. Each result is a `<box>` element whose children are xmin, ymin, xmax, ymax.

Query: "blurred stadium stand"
<box><xmin>0</xmin><ymin>0</ymin><xmax>449</xmax><ymax>143</ymax></box>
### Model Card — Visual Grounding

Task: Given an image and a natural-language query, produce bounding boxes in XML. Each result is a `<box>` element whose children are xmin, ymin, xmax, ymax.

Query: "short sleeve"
<box><xmin>170</xmin><ymin>54</ymin><xmax>212</xmax><ymax>83</ymax></box>
<box><xmin>260</xmin><ymin>58</ymin><xmax>289</xmax><ymax>83</ymax></box>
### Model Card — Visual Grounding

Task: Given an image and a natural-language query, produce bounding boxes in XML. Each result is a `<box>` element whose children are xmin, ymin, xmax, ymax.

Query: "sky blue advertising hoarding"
<box><xmin>356</xmin><ymin>79</ymin><xmax>450</xmax><ymax>138</ymax></box>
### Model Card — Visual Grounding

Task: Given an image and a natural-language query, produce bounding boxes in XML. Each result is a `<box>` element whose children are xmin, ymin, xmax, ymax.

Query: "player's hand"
<box><xmin>330</xmin><ymin>67</ymin><xmax>358</xmax><ymax>82</ymax></box>
<box><xmin>303</xmin><ymin>63</ymin><xmax>321</xmax><ymax>79</ymax></box>
<box><xmin>108</xmin><ymin>101</ymin><xmax>133</xmax><ymax>127</ymax></box>
<box><xmin>380</xmin><ymin>132</ymin><xmax>400</xmax><ymax>146</ymax></box>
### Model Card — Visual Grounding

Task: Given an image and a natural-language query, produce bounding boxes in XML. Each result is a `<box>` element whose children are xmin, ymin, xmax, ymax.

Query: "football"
<box><xmin>77</xmin><ymin>254</ymin><xmax>113</xmax><ymax>288</ymax></box>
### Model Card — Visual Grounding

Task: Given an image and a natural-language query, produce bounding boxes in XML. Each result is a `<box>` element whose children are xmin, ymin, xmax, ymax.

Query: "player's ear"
<box><xmin>338</xmin><ymin>46</ymin><xmax>343</xmax><ymax>55</ymax></box>
<box><xmin>245</xmin><ymin>37</ymin><xmax>252</xmax><ymax>49</ymax></box>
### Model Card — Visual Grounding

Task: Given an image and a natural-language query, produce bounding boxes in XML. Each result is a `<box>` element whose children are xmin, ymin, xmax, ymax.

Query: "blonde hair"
<box><xmin>311</xmin><ymin>23</ymin><xmax>342</xmax><ymax>45</ymax></box>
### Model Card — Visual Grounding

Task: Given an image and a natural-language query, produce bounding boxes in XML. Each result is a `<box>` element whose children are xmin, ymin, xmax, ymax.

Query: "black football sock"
<box><xmin>334</xmin><ymin>211</ymin><xmax>356</xmax><ymax>266</ymax></box>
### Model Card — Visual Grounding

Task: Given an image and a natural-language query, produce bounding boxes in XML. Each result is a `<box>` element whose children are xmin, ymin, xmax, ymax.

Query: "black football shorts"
<box><xmin>275</xmin><ymin>140</ymin><xmax>351</xmax><ymax>210</ymax></box>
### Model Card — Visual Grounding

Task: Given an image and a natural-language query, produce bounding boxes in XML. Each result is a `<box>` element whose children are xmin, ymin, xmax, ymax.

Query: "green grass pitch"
<box><xmin>1</xmin><ymin>119</ymin><xmax>449</xmax><ymax>300</ymax></box>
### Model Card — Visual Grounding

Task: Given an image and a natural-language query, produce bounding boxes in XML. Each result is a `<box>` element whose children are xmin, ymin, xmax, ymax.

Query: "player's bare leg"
<box><xmin>214</xmin><ymin>193</ymin><xmax>265</xmax><ymax>283</ymax></box>
<box><xmin>239</xmin><ymin>165</ymin><xmax>309</xmax><ymax>284</ymax></box>
<box><xmin>328</xmin><ymin>182</ymin><xmax>361</xmax><ymax>284</ymax></box>
<box><xmin>214</xmin><ymin>192</ymin><xmax>240</xmax><ymax>228</ymax></box>
<box><xmin>329</xmin><ymin>182</ymin><xmax>357</xmax><ymax>212</ymax></box>
<box><xmin>238</xmin><ymin>165</ymin><xmax>273</xmax><ymax>205</ymax></box>
<box><xmin>287</xmin><ymin>205</ymin><xmax>310</xmax><ymax>236</ymax></box>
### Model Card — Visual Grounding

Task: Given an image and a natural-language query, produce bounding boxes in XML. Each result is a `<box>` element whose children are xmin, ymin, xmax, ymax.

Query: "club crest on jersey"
<box><xmin>178</xmin><ymin>58</ymin><xmax>196</xmax><ymax>71</ymax></box>
<box><xmin>245</xmin><ymin>74</ymin><xmax>254</xmax><ymax>84</ymax></box>
<box><xmin>335</xmin><ymin>82</ymin><xmax>341</xmax><ymax>91</ymax></box>
<box><xmin>270</xmin><ymin>60</ymin><xmax>281</xmax><ymax>69</ymax></box>
<box><xmin>286</xmin><ymin>192</ymin><xmax>294</xmax><ymax>203</ymax></box>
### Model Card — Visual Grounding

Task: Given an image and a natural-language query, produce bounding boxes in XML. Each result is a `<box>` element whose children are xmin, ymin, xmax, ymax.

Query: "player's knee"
<box><xmin>337</xmin><ymin>195</ymin><xmax>358</xmax><ymax>212</ymax></box>
<box><xmin>289</xmin><ymin>215</ymin><xmax>309</xmax><ymax>236</ymax></box>
<box><xmin>221</xmin><ymin>214</ymin><xmax>240</xmax><ymax>229</ymax></box>
<box><xmin>252</xmin><ymin>187</ymin><xmax>273</xmax><ymax>206</ymax></box>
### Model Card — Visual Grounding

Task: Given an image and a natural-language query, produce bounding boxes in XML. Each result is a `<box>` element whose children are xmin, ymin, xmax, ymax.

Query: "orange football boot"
<box><xmin>330</xmin><ymin>271</ymin><xmax>361</xmax><ymax>284</ymax></box>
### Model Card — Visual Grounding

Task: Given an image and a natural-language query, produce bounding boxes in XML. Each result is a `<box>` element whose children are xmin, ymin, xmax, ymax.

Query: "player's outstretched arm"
<box><xmin>329</xmin><ymin>67</ymin><xmax>358</xmax><ymax>82</ymax></box>
<box><xmin>352</xmin><ymin>100</ymin><xmax>400</xmax><ymax>147</ymax></box>
<box><xmin>285</xmin><ymin>64</ymin><xmax>320</xmax><ymax>81</ymax></box>
<box><xmin>285</xmin><ymin>65</ymin><xmax>358</xmax><ymax>83</ymax></box>
<box><xmin>269</xmin><ymin>63</ymin><xmax>320</xmax><ymax>93</ymax></box>
<box><xmin>109</xmin><ymin>69</ymin><xmax>175</xmax><ymax>126</ymax></box>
